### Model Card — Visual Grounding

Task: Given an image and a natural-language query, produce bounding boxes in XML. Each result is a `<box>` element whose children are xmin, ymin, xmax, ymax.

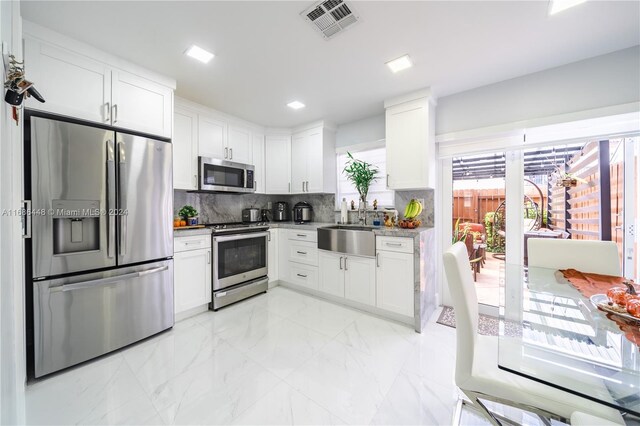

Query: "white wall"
<box><xmin>336</xmin><ymin>114</ymin><xmax>384</xmax><ymax>148</ymax></box>
<box><xmin>0</xmin><ymin>1</ymin><xmax>25</xmax><ymax>423</ymax></box>
<box><xmin>436</xmin><ymin>46</ymin><xmax>640</xmax><ymax>136</ymax></box>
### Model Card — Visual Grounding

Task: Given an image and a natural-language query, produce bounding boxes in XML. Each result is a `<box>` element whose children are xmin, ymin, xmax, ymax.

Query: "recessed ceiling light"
<box><xmin>548</xmin><ymin>0</ymin><xmax>587</xmax><ymax>15</ymax></box>
<box><xmin>185</xmin><ymin>45</ymin><xmax>214</xmax><ymax>63</ymax></box>
<box><xmin>287</xmin><ymin>101</ymin><xmax>305</xmax><ymax>110</ymax></box>
<box><xmin>386</xmin><ymin>55</ymin><xmax>413</xmax><ymax>73</ymax></box>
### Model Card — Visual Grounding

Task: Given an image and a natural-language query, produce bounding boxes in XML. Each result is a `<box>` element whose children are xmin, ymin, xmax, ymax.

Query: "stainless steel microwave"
<box><xmin>198</xmin><ymin>157</ymin><xmax>255</xmax><ymax>193</ymax></box>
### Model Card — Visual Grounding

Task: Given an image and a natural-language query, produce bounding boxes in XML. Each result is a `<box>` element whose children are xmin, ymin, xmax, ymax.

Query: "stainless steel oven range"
<box><xmin>208</xmin><ymin>223</ymin><xmax>269</xmax><ymax>310</ymax></box>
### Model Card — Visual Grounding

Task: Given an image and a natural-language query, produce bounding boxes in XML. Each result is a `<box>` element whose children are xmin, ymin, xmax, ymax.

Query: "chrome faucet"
<box><xmin>358</xmin><ymin>207</ymin><xmax>366</xmax><ymax>225</ymax></box>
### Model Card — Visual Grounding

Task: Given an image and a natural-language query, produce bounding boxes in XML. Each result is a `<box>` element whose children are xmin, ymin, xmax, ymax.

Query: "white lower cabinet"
<box><xmin>268</xmin><ymin>229</ymin><xmax>279</xmax><ymax>283</ymax></box>
<box><xmin>318</xmin><ymin>251</ymin><xmax>345</xmax><ymax>297</ymax></box>
<box><xmin>344</xmin><ymin>255</ymin><xmax>376</xmax><ymax>306</ymax></box>
<box><xmin>288</xmin><ymin>262</ymin><xmax>318</xmax><ymax>291</ymax></box>
<box><xmin>318</xmin><ymin>250</ymin><xmax>375</xmax><ymax>307</ymax></box>
<box><xmin>376</xmin><ymin>249</ymin><xmax>414</xmax><ymax>317</ymax></box>
<box><xmin>174</xmin><ymin>235</ymin><xmax>212</xmax><ymax>317</ymax></box>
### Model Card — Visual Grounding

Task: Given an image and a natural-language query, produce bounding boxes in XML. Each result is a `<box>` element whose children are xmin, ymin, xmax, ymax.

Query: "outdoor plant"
<box><xmin>343</xmin><ymin>152</ymin><xmax>378</xmax><ymax>204</ymax></box>
<box><xmin>452</xmin><ymin>218</ymin><xmax>470</xmax><ymax>244</ymax></box>
<box><xmin>484</xmin><ymin>212</ymin><xmax>505</xmax><ymax>253</ymax></box>
<box><xmin>178</xmin><ymin>205</ymin><xmax>198</xmax><ymax>219</ymax></box>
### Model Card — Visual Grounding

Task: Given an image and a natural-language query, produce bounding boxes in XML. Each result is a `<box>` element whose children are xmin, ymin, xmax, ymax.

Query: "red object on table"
<box><xmin>559</xmin><ymin>269</ymin><xmax>636</xmax><ymax>298</ymax></box>
<box><xmin>560</xmin><ymin>268</ymin><xmax>640</xmax><ymax>348</ymax></box>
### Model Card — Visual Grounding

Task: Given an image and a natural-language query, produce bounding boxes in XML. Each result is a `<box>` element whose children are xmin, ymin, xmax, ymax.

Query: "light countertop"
<box><xmin>268</xmin><ymin>221</ymin><xmax>432</xmax><ymax>237</ymax></box>
<box><xmin>174</xmin><ymin>222</ymin><xmax>432</xmax><ymax>238</ymax></box>
<box><xmin>173</xmin><ymin>227</ymin><xmax>212</xmax><ymax>237</ymax></box>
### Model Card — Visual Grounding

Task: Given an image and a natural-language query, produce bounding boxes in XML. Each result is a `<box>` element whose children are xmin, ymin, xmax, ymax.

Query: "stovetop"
<box><xmin>203</xmin><ymin>222</ymin><xmax>270</xmax><ymax>235</ymax></box>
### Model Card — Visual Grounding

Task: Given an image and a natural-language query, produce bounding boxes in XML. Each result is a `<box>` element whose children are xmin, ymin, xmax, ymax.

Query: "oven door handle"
<box><xmin>213</xmin><ymin>231</ymin><xmax>270</xmax><ymax>243</ymax></box>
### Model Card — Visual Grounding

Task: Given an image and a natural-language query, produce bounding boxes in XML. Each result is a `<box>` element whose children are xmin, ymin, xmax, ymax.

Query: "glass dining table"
<box><xmin>499</xmin><ymin>263</ymin><xmax>640</xmax><ymax>417</ymax></box>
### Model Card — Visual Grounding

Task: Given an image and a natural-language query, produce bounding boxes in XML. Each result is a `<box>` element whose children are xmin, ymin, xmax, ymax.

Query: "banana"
<box><xmin>415</xmin><ymin>200</ymin><xmax>423</xmax><ymax>217</ymax></box>
<box><xmin>403</xmin><ymin>202</ymin><xmax>413</xmax><ymax>218</ymax></box>
<box><xmin>405</xmin><ymin>199</ymin><xmax>416</xmax><ymax>219</ymax></box>
<box><xmin>403</xmin><ymin>199</ymin><xmax>423</xmax><ymax>220</ymax></box>
<box><xmin>409</xmin><ymin>201</ymin><xmax>418</xmax><ymax>219</ymax></box>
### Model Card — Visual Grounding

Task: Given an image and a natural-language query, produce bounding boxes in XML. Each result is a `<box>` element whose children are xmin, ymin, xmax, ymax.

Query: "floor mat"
<box><xmin>437</xmin><ymin>306</ymin><xmax>521</xmax><ymax>337</ymax></box>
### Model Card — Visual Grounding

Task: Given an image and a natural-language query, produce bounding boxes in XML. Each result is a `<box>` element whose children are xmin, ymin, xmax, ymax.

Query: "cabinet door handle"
<box><xmin>224</xmin><ymin>147</ymin><xmax>228</xmax><ymax>159</ymax></box>
<box><xmin>296</xmin><ymin>234</ymin><xmax>306</xmax><ymax>237</ymax></box>
<box><xmin>194</xmin><ymin>174</ymin><xmax>197</xmax><ymax>188</ymax></box>
<box><xmin>288</xmin><ymin>182</ymin><xmax>291</xmax><ymax>193</ymax></box>
<box><xmin>344</xmin><ymin>257</ymin><xmax>348</xmax><ymax>271</ymax></box>
<box><xmin>386</xmin><ymin>242</ymin><xmax>403</xmax><ymax>247</ymax></box>
<box><xmin>104</xmin><ymin>102</ymin><xmax>110</xmax><ymax>122</ymax></box>
<box><xmin>339</xmin><ymin>256</ymin><xmax>343</xmax><ymax>270</ymax></box>
<box><xmin>296</xmin><ymin>251</ymin><xmax>307</xmax><ymax>255</ymax></box>
<box><xmin>230</xmin><ymin>148</ymin><xmax>233</xmax><ymax>159</ymax></box>
<box><xmin>207</xmin><ymin>251</ymin><xmax>211</xmax><ymax>264</ymax></box>
<box><xmin>302</xmin><ymin>182</ymin><xmax>304</xmax><ymax>192</ymax></box>
<box><xmin>386</xmin><ymin>174</ymin><xmax>389</xmax><ymax>187</ymax></box>
<box><xmin>297</xmin><ymin>273</ymin><xmax>307</xmax><ymax>278</ymax></box>
<box><xmin>112</xmin><ymin>104</ymin><xmax>118</xmax><ymax>124</ymax></box>
<box><xmin>376</xmin><ymin>253</ymin><xmax>380</xmax><ymax>267</ymax></box>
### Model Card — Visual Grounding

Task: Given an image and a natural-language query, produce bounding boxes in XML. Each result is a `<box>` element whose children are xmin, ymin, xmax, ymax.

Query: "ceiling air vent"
<box><xmin>301</xmin><ymin>0</ymin><xmax>360</xmax><ymax>40</ymax></box>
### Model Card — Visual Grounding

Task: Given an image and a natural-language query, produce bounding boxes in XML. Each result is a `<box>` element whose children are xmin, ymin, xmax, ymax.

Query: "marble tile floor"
<box><xmin>22</xmin><ymin>286</ymin><xmax>484</xmax><ymax>425</ymax></box>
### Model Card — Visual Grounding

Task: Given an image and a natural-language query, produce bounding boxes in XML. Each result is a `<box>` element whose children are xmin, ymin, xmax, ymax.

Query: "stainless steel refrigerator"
<box><xmin>26</xmin><ymin>114</ymin><xmax>174</xmax><ymax>378</ymax></box>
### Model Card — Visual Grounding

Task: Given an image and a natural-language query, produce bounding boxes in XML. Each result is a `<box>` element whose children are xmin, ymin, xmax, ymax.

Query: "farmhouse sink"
<box><xmin>317</xmin><ymin>225</ymin><xmax>376</xmax><ymax>257</ymax></box>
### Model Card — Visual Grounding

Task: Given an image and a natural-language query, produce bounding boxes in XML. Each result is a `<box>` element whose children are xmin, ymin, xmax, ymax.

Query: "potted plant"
<box><xmin>452</xmin><ymin>218</ymin><xmax>470</xmax><ymax>244</ymax></box>
<box><xmin>343</xmin><ymin>152</ymin><xmax>378</xmax><ymax>209</ymax></box>
<box><xmin>178</xmin><ymin>205</ymin><xmax>199</xmax><ymax>226</ymax></box>
<box><xmin>557</xmin><ymin>173</ymin><xmax>587</xmax><ymax>188</ymax></box>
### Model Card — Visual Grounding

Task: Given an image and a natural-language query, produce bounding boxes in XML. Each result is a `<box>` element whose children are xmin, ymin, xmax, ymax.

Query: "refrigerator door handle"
<box><xmin>22</xmin><ymin>199</ymin><xmax>31</xmax><ymax>238</ymax></box>
<box><xmin>117</xmin><ymin>140</ymin><xmax>127</xmax><ymax>257</ymax></box>
<box><xmin>54</xmin><ymin>265</ymin><xmax>169</xmax><ymax>293</ymax></box>
<box><xmin>106</xmin><ymin>140</ymin><xmax>116</xmax><ymax>258</ymax></box>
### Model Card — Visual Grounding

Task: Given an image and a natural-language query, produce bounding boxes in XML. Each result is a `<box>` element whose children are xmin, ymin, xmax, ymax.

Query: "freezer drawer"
<box><xmin>33</xmin><ymin>260</ymin><xmax>174</xmax><ymax>378</ymax></box>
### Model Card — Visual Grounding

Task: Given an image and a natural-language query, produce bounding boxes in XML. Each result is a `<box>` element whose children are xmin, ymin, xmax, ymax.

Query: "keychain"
<box><xmin>4</xmin><ymin>54</ymin><xmax>45</xmax><ymax>124</ymax></box>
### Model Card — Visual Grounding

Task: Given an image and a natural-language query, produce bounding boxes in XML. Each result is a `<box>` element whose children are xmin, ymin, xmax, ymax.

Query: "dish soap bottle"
<box><xmin>341</xmin><ymin>198</ymin><xmax>348</xmax><ymax>224</ymax></box>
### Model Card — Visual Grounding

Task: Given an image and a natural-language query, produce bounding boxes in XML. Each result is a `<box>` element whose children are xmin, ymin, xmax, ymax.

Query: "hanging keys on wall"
<box><xmin>3</xmin><ymin>54</ymin><xmax>45</xmax><ymax>124</ymax></box>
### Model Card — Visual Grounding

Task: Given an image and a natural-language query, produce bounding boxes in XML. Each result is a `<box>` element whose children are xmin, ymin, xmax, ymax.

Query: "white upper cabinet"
<box><xmin>111</xmin><ymin>70</ymin><xmax>173</xmax><ymax>137</ymax></box>
<box><xmin>23</xmin><ymin>23</ymin><xmax>175</xmax><ymax>138</ymax></box>
<box><xmin>228</xmin><ymin>125</ymin><xmax>252</xmax><ymax>164</ymax></box>
<box><xmin>384</xmin><ymin>90</ymin><xmax>436</xmax><ymax>190</ymax></box>
<box><xmin>290</xmin><ymin>131</ymin><xmax>308</xmax><ymax>194</ymax></box>
<box><xmin>24</xmin><ymin>38</ymin><xmax>111</xmax><ymax>124</ymax></box>
<box><xmin>290</xmin><ymin>123</ymin><xmax>336</xmax><ymax>194</ymax></box>
<box><xmin>198</xmin><ymin>116</ymin><xmax>227</xmax><ymax>160</ymax></box>
<box><xmin>265</xmin><ymin>134</ymin><xmax>291</xmax><ymax>194</ymax></box>
<box><xmin>173</xmin><ymin>107</ymin><xmax>198</xmax><ymax>190</ymax></box>
<box><xmin>252</xmin><ymin>133</ymin><xmax>265</xmax><ymax>193</ymax></box>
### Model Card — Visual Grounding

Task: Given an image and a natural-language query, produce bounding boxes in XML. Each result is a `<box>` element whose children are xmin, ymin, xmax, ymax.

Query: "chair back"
<box><xmin>528</xmin><ymin>238</ymin><xmax>621</xmax><ymax>276</ymax></box>
<box><xmin>443</xmin><ymin>242</ymin><xmax>478</xmax><ymax>386</ymax></box>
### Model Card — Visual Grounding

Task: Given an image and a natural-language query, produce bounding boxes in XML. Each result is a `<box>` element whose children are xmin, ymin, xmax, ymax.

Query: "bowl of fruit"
<box><xmin>592</xmin><ymin>281</ymin><xmax>640</xmax><ymax>322</ymax></box>
<box><xmin>399</xmin><ymin>199</ymin><xmax>423</xmax><ymax>229</ymax></box>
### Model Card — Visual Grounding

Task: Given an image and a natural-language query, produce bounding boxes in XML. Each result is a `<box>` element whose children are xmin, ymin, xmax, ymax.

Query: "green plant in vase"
<box><xmin>178</xmin><ymin>205</ymin><xmax>199</xmax><ymax>226</ymax></box>
<box><xmin>343</xmin><ymin>152</ymin><xmax>378</xmax><ymax>208</ymax></box>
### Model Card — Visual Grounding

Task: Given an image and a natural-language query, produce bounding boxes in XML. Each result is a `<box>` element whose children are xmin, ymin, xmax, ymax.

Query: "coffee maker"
<box><xmin>273</xmin><ymin>201</ymin><xmax>289</xmax><ymax>222</ymax></box>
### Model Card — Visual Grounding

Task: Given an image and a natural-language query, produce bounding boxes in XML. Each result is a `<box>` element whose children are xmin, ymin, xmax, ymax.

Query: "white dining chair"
<box><xmin>527</xmin><ymin>238</ymin><xmax>621</xmax><ymax>276</ymax></box>
<box><xmin>443</xmin><ymin>242</ymin><xmax>624</xmax><ymax>425</ymax></box>
<box><xmin>570</xmin><ymin>411</ymin><xmax>625</xmax><ymax>425</ymax></box>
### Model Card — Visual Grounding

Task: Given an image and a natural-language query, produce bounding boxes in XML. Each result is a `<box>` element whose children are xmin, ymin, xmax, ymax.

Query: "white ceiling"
<box><xmin>20</xmin><ymin>1</ymin><xmax>640</xmax><ymax>128</ymax></box>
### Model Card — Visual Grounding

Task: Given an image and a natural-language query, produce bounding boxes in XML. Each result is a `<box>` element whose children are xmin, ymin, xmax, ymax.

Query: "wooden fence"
<box><xmin>549</xmin><ymin>140</ymin><xmax>625</xmax><ymax>244</ymax></box>
<box><xmin>452</xmin><ymin>188</ymin><xmax>547</xmax><ymax>228</ymax></box>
